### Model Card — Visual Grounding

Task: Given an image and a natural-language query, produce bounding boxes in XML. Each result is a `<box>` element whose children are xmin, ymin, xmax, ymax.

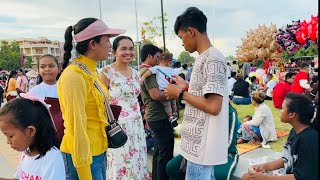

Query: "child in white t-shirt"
<box><xmin>0</xmin><ymin>94</ymin><xmax>65</xmax><ymax>180</ymax></box>
<box><xmin>28</xmin><ymin>54</ymin><xmax>60</xmax><ymax>98</ymax></box>
<box><xmin>27</xmin><ymin>54</ymin><xmax>65</xmax><ymax>143</ymax></box>
<box><xmin>140</xmin><ymin>52</ymin><xmax>178</xmax><ymax>127</ymax></box>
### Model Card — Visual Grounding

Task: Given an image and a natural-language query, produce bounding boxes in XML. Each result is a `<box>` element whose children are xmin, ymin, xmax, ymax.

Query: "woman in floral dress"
<box><xmin>99</xmin><ymin>36</ymin><xmax>150</xmax><ymax>180</ymax></box>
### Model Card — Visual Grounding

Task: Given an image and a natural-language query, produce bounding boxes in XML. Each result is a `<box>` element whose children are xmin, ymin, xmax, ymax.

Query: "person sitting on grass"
<box><xmin>273</xmin><ymin>72</ymin><xmax>296</xmax><ymax>109</ymax></box>
<box><xmin>232</xmin><ymin>74</ymin><xmax>251</xmax><ymax>105</ymax></box>
<box><xmin>237</xmin><ymin>91</ymin><xmax>277</xmax><ymax>146</ymax></box>
<box><xmin>249</xmin><ymin>76</ymin><xmax>260</xmax><ymax>93</ymax></box>
<box><xmin>242</xmin><ymin>93</ymin><xmax>318</xmax><ymax>180</ymax></box>
<box><xmin>261</xmin><ymin>73</ymin><xmax>277</xmax><ymax>100</ymax></box>
<box><xmin>237</xmin><ymin>115</ymin><xmax>252</xmax><ymax>135</ymax></box>
<box><xmin>291</xmin><ymin>62</ymin><xmax>312</xmax><ymax>94</ymax></box>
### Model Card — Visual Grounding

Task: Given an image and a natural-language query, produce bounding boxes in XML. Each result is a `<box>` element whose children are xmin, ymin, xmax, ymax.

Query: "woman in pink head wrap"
<box><xmin>58</xmin><ymin>18</ymin><xmax>125</xmax><ymax>180</ymax></box>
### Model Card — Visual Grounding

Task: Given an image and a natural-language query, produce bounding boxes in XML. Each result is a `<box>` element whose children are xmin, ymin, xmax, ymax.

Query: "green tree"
<box><xmin>141</xmin><ymin>38</ymin><xmax>156</xmax><ymax>46</ymax></box>
<box><xmin>0</xmin><ymin>41</ymin><xmax>21</xmax><ymax>70</ymax></box>
<box><xmin>294</xmin><ymin>42</ymin><xmax>318</xmax><ymax>58</ymax></box>
<box><xmin>24</xmin><ymin>56</ymin><xmax>33</xmax><ymax>68</ymax></box>
<box><xmin>142</xmin><ymin>13</ymin><xmax>168</xmax><ymax>46</ymax></box>
<box><xmin>282</xmin><ymin>50</ymin><xmax>294</xmax><ymax>61</ymax></box>
<box><xmin>282</xmin><ymin>42</ymin><xmax>318</xmax><ymax>61</ymax></box>
<box><xmin>225</xmin><ymin>55</ymin><xmax>236</xmax><ymax>62</ymax></box>
<box><xmin>255</xmin><ymin>58</ymin><xmax>264</xmax><ymax>68</ymax></box>
<box><xmin>178</xmin><ymin>51</ymin><xmax>194</xmax><ymax>64</ymax></box>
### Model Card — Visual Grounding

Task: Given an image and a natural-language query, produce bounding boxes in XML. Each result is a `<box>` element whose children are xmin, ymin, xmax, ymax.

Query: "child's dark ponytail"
<box><xmin>63</xmin><ymin>26</ymin><xmax>73</xmax><ymax>70</ymax></box>
<box><xmin>5</xmin><ymin>70</ymin><xmax>17</xmax><ymax>92</ymax></box>
<box><xmin>62</xmin><ymin>18</ymin><xmax>102</xmax><ymax>70</ymax></box>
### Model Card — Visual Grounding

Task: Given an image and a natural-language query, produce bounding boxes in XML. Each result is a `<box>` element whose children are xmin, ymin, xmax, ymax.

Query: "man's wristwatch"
<box><xmin>179</xmin><ymin>89</ymin><xmax>185</xmax><ymax>100</ymax></box>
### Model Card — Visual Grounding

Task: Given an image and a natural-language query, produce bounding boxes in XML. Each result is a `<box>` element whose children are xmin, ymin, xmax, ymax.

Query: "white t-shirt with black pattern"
<box><xmin>180</xmin><ymin>47</ymin><xmax>229</xmax><ymax>165</ymax></box>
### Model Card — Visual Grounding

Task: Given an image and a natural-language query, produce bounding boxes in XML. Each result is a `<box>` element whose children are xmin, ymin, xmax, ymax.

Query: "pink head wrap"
<box><xmin>74</xmin><ymin>19</ymin><xmax>126</xmax><ymax>43</ymax></box>
<box><xmin>20</xmin><ymin>93</ymin><xmax>46</xmax><ymax>106</ymax></box>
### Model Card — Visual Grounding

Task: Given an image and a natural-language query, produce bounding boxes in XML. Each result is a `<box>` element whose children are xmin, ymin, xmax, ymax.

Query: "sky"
<box><xmin>0</xmin><ymin>0</ymin><xmax>318</xmax><ymax>58</ymax></box>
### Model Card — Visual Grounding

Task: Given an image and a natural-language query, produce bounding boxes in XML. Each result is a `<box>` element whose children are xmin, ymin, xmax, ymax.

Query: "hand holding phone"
<box><xmin>157</xmin><ymin>68</ymin><xmax>176</xmax><ymax>84</ymax></box>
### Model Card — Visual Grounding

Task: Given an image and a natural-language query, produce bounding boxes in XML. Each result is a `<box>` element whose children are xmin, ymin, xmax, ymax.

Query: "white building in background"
<box><xmin>3</xmin><ymin>38</ymin><xmax>63</xmax><ymax>69</ymax></box>
<box><xmin>97</xmin><ymin>51</ymin><xmax>114</xmax><ymax>69</ymax></box>
<box><xmin>2</xmin><ymin>38</ymin><xmax>119</xmax><ymax>69</ymax></box>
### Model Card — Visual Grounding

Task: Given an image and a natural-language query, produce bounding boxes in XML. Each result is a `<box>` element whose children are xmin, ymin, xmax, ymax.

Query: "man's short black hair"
<box><xmin>231</xmin><ymin>71</ymin><xmax>237</xmax><ymax>78</ymax></box>
<box><xmin>174</xmin><ymin>61</ymin><xmax>181</xmax><ymax>68</ymax></box>
<box><xmin>178</xmin><ymin>73</ymin><xmax>185</xmax><ymax>80</ymax></box>
<box><xmin>250</xmin><ymin>76</ymin><xmax>257</xmax><ymax>82</ymax></box>
<box><xmin>174</xmin><ymin>7</ymin><xmax>207</xmax><ymax>35</ymax></box>
<box><xmin>285</xmin><ymin>72</ymin><xmax>296</xmax><ymax>80</ymax></box>
<box><xmin>182</xmin><ymin>64</ymin><xmax>188</xmax><ymax>69</ymax></box>
<box><xmin>300</xmin><ymin>62</ymin><xmax>309</xmax><ymax>69</ymax></box>
<box><xmin>140</xmin><ymin>44</ymin><xmax>163</xmax><ymax>62</ymax></box>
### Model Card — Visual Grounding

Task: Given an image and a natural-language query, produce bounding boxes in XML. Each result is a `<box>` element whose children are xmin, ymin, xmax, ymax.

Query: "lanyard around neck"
<box><xmin>72</xmin><ymin>62</ymin><xmax>116</xmax><ymax>123</ymax></box>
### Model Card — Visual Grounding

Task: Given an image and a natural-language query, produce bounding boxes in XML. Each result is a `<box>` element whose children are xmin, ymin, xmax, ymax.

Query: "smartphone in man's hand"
<box><xmin>157</xmin><ymin>68</ymin><xmax>176</xmax><ymax>84</ymax></box>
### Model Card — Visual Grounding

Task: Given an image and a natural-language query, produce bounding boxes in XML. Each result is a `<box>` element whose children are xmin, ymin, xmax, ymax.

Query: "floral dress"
<box><xmin>102</xmin><ymin>65</ymin><xmax>150</xmax><ymax>180</ymax></box>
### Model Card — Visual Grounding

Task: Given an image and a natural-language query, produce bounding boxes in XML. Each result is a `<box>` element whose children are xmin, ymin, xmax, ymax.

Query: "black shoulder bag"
<box><xmin>73</xmin><ymin>62</ymin><xmax>128</xmax><ymax>148</ymax></box>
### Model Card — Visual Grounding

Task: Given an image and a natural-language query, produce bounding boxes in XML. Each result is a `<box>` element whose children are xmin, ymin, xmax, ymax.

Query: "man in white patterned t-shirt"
<box><xmin>164</xmin><ymin>7</ymin><xmax>229</xmax><ymax>180</ymax></box>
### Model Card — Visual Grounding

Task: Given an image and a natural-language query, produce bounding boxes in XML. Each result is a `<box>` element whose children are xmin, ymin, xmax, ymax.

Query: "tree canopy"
<box><xmin>0</xmin><ymin>41</ymin><xmax>32</xmax><ymax>70</ymax></box>
<box><xmin>225</xmin><ymin>55</ymin><xmax>236</xmax><ymax>62</ymax></box>
<box><xmin>0</xmin><ymin>41</ymin><xmax>22</xmax><ymax>70</ymax></box>
<box><xmin>282</xmin><ymin>41</ymin><xmax>318</xmax><ymax>61</ymax></box>
<box><xmin>141</xmin><ymin>13</ymin><xmax>168</xmax><ymax>48</ymax></box>
<box><xmin>177</xmin><ymin>51</ymin><xmax>194</xmax><ymax>64</ymax></box>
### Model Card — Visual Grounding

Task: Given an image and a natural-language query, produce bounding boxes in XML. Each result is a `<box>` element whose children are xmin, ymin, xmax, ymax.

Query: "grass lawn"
<box><xmin>177</xmin><ymin>100</ymin><xmax>291</xmax><ymax>152</ymax></box>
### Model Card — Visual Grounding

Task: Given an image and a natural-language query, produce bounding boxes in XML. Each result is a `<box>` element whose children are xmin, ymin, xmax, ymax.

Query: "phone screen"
<box><xmin>157</xmin><ymin>68</ymin><xmax>176</xmax><ymax>84</ymax></box>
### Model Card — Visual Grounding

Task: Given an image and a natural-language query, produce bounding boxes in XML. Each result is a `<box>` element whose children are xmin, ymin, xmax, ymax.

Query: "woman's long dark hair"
<box><xmin>0</xmin><ymin>98</ymin><xmax>59</xmax><ymax>159</ymax></box>
<box><xmin>63</xmin><ymin>18</ymin><xmax>102</xmax><ymax>69</ymax></box>
<box><xmin>17</xmin><ymin>68</ymin><xmax>25</xmax><ymax>75</ymax></box>
<box><xmin>5</xmin><ymin>70</ymin><xmax>17</xmax><ymax>92</ymax></box>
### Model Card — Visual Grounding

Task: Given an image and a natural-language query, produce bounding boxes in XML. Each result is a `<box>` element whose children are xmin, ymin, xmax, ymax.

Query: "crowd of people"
<box><xmin>0</xmin><ymin>6</ymin><xmax>318</xmax><ymax>180</ymax></box>
<box><xmin>228</xmin><ymin>56</ymin><xmax>319</xmax><ymax>152</ymax></box>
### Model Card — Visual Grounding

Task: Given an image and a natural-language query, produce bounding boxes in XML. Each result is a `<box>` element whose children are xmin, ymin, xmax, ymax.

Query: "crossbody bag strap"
<box><xmin>73</xmin><ymin>62</ymin><xmax>116</xmax><ymax>123</ymax></box>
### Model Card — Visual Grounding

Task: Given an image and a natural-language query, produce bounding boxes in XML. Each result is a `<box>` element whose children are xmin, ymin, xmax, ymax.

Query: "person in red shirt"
<box><xmin>291</xmin><ymin>62</ymin><xmax>311</xmax><ymax>93</ymax></box>
<box><xmin>273</xmin><ymin>72</ymin><xmax>296</xmax><ymax>109</ymax></box>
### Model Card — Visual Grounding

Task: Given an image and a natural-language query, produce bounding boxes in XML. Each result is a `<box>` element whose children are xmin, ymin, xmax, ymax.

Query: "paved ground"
<box><xmin>1</xmin><ymin>133</ymin><xmax>282</xmax><ymax>179</ymax></box>
<box><xmin>232</xmin><ymin>148</ymin><xmax>282</xmax><ymax>179</ymax></box>
<box><xmin>0</xmin><ymin>132</ymin><xmax>19</xmax><ymax>178</ymax></box>
<box><xmin>146</xmin><ymin>138</ymin><xmax>282</xmax><ymax>179</ymax></box>
<box><xmin>0</xmin><ymin>99</ymin><xmax>281</xmax><ymax>179</ymax></box>
<box><xmin>0</xmin><ymin>100</ymin><xmax>18</xmax><ymax>178</ymax></box>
